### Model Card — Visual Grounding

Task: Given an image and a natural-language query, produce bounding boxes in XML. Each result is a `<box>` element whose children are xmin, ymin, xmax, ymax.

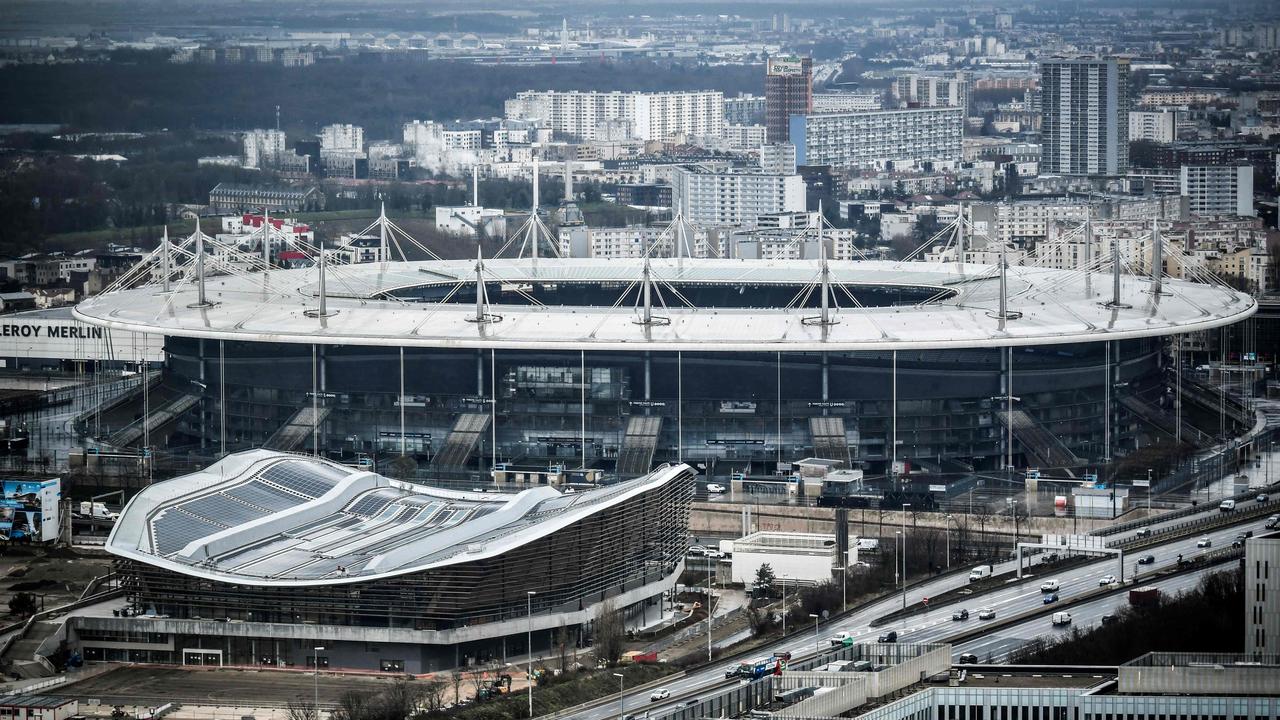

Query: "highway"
<box><xmin>953</xmin><ymin>566</ymin><xmax>1214</xmax><ymax>663</ymax></box>
<box><xmin>569</xmin><ymin>509</ymin><xmax>1272</xmax><ymax>720</ymax></box>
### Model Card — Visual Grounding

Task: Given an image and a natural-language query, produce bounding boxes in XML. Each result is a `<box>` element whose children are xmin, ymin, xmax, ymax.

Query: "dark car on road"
<box><xmin>878</xmin><ymin>631</ymin><xmax>898</xmax><ymax>643</ymax></box>
<box><xmin>1043</xmin><ymin>593</ymin><xmax>1059</xmax><ymax>604</ymax></box>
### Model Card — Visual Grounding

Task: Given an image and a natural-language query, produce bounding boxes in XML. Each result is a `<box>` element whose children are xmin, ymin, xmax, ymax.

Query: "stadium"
<box><xmin>71</xmin><ymin>235</ymin><xmax>1256</xmax><ymax>488</ymax></box>
<box><xmin>93</xmin><ymin>450</ymin><xmax>693</xmax><ymax>671</ymax></box>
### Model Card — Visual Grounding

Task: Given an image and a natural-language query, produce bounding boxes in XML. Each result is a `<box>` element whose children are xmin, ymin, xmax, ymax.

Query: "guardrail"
<box><xmin>1110</xmin><ymin>497</ymin><xmax>1280</xmax><ymax>552</ymax></box>
<box><xmin>534</xmin><ymin>669</ymin><xmax>688</xmax><ymax>720</ymax></box>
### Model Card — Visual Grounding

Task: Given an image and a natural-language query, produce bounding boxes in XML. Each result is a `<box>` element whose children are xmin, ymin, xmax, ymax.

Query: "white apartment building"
<box><xmin>434</xmin><ymin>206</ymin><xmax>508</xmax><ymax>238</ymax></box>
<box><xmin>670</xmin><ymin>165</ymin><xmax>806</xmax><ymax>227</ymax></box>
<box><xmin>813</xmin><ymin>92</ymin><xmax>882</xmax><ymax>112</ymax></box>
<box><xmin>891</xmin><ymin>72</ymin><xmax>968</xmax><ymax>109</ymax></box>
<box><xmin>1246</xmin><ymin>531</ymin><xmax>1280</xmax><ymax>658</ymax></box>
<box><xmin>242</xmin><ymin>129</ymin><xmax>287</xmax><ymax>169</ymax></box>
<box><xmin>759</xmin><ymin>143</ymin><xmax>797</xmax><ymax>175</ymax></box>
<box><xmin>1129</xmin><ymin>109</ymin><xmax>1178</xmax><ymax>143</ymax></box>
<box><xmin>1040</xmin><ymin>57</ymin><xmax>1131</xmax><ymax>176</ymax></box>
<box><xmin>504</xmin><ymin>90</ymin><xmax>724</xmax><ymax>142</ymax></box>
<box><xmin>319</xmin><ymin>124</ymin><xmax>364</xmax><ymax>156</ymax></box>
<box><xmin>971</xmin><ymin>195</ymin><xmax>1184</xmax><ymax>247</ymax></box>
<box><xmin>722</xmin><ymin>124</ymin><xmax>768</xmax><ymax>151</ymax></box>
<box><xmin>789</xmin><ymin>107</ymin><xmax>964</xmax><ymax>171</ymax></box>
<box><xmin>558</xmin><ymin>225</ymin><xmax>718</xmax><ymax>259</ymax></box>
<box><xmin>1181</xmin><ymin>164</ymin><xmax>1254</xmax><ymax>217</ymax></box>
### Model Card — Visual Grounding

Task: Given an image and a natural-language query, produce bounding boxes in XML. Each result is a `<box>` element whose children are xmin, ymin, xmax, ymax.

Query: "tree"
<box><xmin>388</xmin><ymin>454</ymin><xmax>418</xmax><ymax>481</ymax></box>
<box><xmin>286</xmin><ymin>701</ymin><xmax>318</xmax><ymax>720</ymax></box>
<box><xmin>8</xmin><ymin>592</ymin><xmax>37</xmax><ymax>618</ymax></box>
<box><xmin>554</xmin><ymin>623</ymin><xmax>571</xmax><ymax>674</ymax></box>
<box><xmin>330</xmin><ymin>691</ymin><xmax>371</xmax><ymax>720</ymax></box>
<box><xmin>753</xmin><ymin>563</ymin><xmax>776</xmax><ymax>598</ymax></box>
<box><xmin>450</xmin><ymin>669</ymin><xmax>464</xmax><ymax>706</ymax></box>
<box><xmin>591</xmin><ymin>598</ymin><xmax>626</xmax><ymax>666</ymax></box>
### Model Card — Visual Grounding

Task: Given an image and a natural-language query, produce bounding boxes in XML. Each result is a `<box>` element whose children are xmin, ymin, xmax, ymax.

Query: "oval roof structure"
<box><xmin>74</xmin><ymin>258</ymin><xmax>1255</xmax><ymax>351</ymax></box>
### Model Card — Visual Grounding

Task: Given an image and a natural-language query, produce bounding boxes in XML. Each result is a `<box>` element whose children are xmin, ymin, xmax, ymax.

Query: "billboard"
<box><xmin>0</xmin><ymin>478</ymin><xmax>61</xmax><ymax>542</ymax></box>
<box><xmin>767</xmin><ymin>56</ymin><xmax>806</xmax><ymax>76</ymax></box>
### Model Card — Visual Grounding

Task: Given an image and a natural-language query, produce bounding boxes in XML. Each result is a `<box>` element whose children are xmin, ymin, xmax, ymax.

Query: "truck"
<box><xmin>829</xmin><ymin>631</ymin><xmax>854</xmax><ymax>647</ymax></box>
<box><xmin>77</xmin><ymin>501</ymin><xmax>118</xmax><ymax>521</ymax></box>
<box><xmin>1128</xmin><ymin>586</ymin><xmax>1160</xmax><ymax>608</ymax></box>
<box><xmin>1051</xmin><ymin>612</ymin><xmax>1072</xmax><ymax>626</ymax></box>
<box><xmin>968</xmin><ymin>565</ymin><xmax>993</xmax><ymax>582</ymax></box>
<box><xmin>734</xmin><ymin>656</ymin><xmax>781</xmax><ymax>680</ymax></box>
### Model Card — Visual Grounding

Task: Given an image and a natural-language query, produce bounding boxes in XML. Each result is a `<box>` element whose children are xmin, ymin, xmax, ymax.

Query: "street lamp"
<box><xmin>808</xmin><ymin>613</ymin><xmax>820</xmax><ymax>655</ymax></box>
<box><xmin>313</xmin><ymin>645</ymin><xmax>325</xmax><ymax>717</ymax></box>
<box><xmin>707</xmin><ymin>561</ymin><xmax>714</xmax><ymax>662</ymax></box>
<box><xmin>613</xmin><ymin>672</ymin><xmax>625</xmax><ymax>720</ymax></box>
<box><xmin>526</xmin><ymin>591</ymin><xmax>536</xmax><ymax>719</ymax></box>
<box><xmin>944</xmin><ymin>514</ymin><xmax>953</xmax><ymax>569</ymax></box>
<box><xmin>1147</xmin><ymin>468</ymin><xmax>1153</xmax><ymax>511</ymax></box>
<box><xmin>780</xmin><ymin>574</ymin><xmax>788</xmax><ymax>637</ymax></box>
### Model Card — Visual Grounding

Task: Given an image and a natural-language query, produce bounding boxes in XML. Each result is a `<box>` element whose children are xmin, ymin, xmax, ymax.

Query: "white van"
<box><xmin>1219</xmin><ymin>499</ymin><xmax>1236</xmax><ymax>512</ymax></box>
<box><xmin>1040</xmin><ymin>579</ymin><xmax>1060</xmax><ymax>593</ymax></box>
<box><xmin>1051</xmin><ymin>612</ymin><xmax>1072</xmax><ymax>626</ymax></box>
<box><xmin>968</xmin><ymin>565</ymin><xmax>993</xmax><ymax>582</ymax></box>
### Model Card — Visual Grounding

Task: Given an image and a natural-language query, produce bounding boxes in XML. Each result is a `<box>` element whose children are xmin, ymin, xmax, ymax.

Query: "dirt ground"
<box><xmin>67</xmin><ymin>666</ymin><xmax>423</xmax><ymax>707</ymax></box>
<box><xmin>0</xmin><ymin>547</ymin><xmax>112</xmax><ymax>620</ymax></box>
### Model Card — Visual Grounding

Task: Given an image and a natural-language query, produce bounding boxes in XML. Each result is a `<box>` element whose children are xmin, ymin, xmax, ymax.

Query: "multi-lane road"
<box><xmin>570</xmin><ymin>507</ymin><xmax>1272</xmax><ymax>720</ymax></box>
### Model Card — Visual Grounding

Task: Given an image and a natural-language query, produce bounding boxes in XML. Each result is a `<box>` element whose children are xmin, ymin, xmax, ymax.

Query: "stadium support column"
<box><xmin>199</xmin><ymin>339</ymin><xmax>207</xmax><ymax>450</ymax></box>
<box><xmin>219</xmin><ymin>340</ymin><xmax>226</xmax><ymax>456</ymax></box>
<box><xmin>678</xmin><ymin>351</ymin><xmax>683</xmax><ymax>464</ymax></box>
<box><xmin>776</xmin><ymin>352</ymin><xmax>783</xmax><ymax>465</ymax></box>
<box><xmin>400</xmin><ymin>347</ymin><xmax>406</xmax><ymax>456</ymax></box>
<box><xmin>1005</xmin><ymin>346</ymin><xmax>1013</xmax><ymax>478</ymax></box>
<box><xmin>1150</xmin><ymin>219</ymin><xmax>1163</xmax><ymax>297</ymax></box>
<box><xmin>319</xmin><ymin>345</ymin><xmax>328</xmax><ymax>453</ymax></box>
<box><xmin>1174</xmin><ymin>338</ymin><xmax>1182</xmax><ymax>445</ymax></box>
<box><xmin>891</xmin><ymin>350</ymin><xmax>897</xmax><ymax>489</ymax></box>
<box><xmin>491</xmin><ymin>349</ymin><xmax>497</xmax><ymax>470</ymax></box>
<box><xmin>1103</xmin><ymin>341</ymin><xmax>1111</xmax><ymax>467</ymax></box>
<box><xmin>581</xmin><ymin>351</ymin><xmax>587</xmax><ymax>468</ymax></box>
<box><xmin>1083</xmin><ymin>218</ymin><xmax>1092</xmax><ymax>298</ymax></box>
<box><xmin>311</xmin><ymin>344</ymin><xmax>319</xmax><ymax>457</ymax></box>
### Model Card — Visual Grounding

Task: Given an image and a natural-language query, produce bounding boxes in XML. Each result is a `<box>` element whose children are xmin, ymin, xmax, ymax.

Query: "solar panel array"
<box><xmin>152</xmin><ymin>510</ymin><xmax>228</xmax><ymax>556</ymax></box>
<box><xmin>260</xmin><ymin>461</ymin><xmax>348</xmax><ymax>498</ymax></box>
<box><xmin>223</xmin><ymin>482</ymin><xmax>302</xmax><ymax>512</ymax></box>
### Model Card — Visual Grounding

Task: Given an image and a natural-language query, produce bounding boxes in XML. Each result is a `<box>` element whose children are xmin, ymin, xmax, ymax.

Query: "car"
<box><xmin>1233</xmin><ymin>538</ymin><xmax>1245</xmax><ymax>549</ymax></box>
<box><xmin>1101</xmin><ymin>614</ymin><xmax>1118</xmax><ymax>626</ymax></box>
<box><xmin>685</xmin><ymin>699</ymin><xmax>700</xmax><ymax>707</ymax></box>
<box><xmin>978</xmin><ymin>607</ymin><xmax>995</xmax><ymax>620</ymax></box>
<box><xmin>1040</xmin><ymin>579</ymin><xmax>1060</xmax><ymax>593</ymax></box>
<box><xmin>705</xmin><ymin>549</ymin><xmax>725</xmax><ymax>559</ymax></box>
<box><xmin>687</xmin><ymin>545</ymin><xmax>707</xmax><ymax>556</ymax></box>
<box><xmin>877</xmin><ymin>631</ymin><xmax>898</xmax><ymax>643</ymax></box>
<box><xmin>1099</xmin><ymin>574</ymin><xmax>1117</xmax><ymax>586</ymax></box>
<box><xmin>1258</xmin><ymin>493</ymin><xmax>1269</xmax><ymax>503</ymax></box>
<box><xmin>1043</xmin><ymin>593</ymin><xmax>1059</xmax><ymax>604</ymax></box>
<box><xmin>957</xmin><ymin>653</ymin><xmax>979</xmax><ymax>665</ymax></box>
<box><xmin>951</xmin><ymin>609</ymin><xmax>969</xmax><ymax>621</ymax></box>
<box><xmin>706</xmin><ymin>483</ymin><xmax>727</xmax><ymax>494</ymax></box>
<box><xmin>1137</xmin><ymin>554</ymin><xmax>1155</xmax><ymax>565</ymax></box>
<box><xmin>1197</xmin><ymin>537</ymin><xmax>1212</xmax><ymax>548</ymax></box>
<box><xmin>723</xmin><ymin>665</ymin><xmax>740</xmax><ymax>679</ymax></box>
<box><xmin>651</xmin><ymin>689</ymin><xmax>671</xmax><ymax>701</ymax></box>
<box><xmin>1219</xmin><ymin>499</ymin><xmax>1236</xmax><ymax>512</ymax></box>
<box><xmin>1266</xmin><ymin>514</ymin><xmax>1280</xmax><ymax>530</ymax></box>
<box><xmin>1135</xmin><ymin>527</ymin><xmax>1151</xmax><ymax>537</ymax></box>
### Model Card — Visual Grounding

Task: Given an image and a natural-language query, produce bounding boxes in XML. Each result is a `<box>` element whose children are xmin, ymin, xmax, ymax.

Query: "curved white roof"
<box><xmin>106</xmin><ymin>449</ymin><xmax>691</xmax><ymax>586</ymax></box>
<box><xmin>73</xmin><ymin>258</ymin><xmax>1255</xmax><ymax>351</ymax></box>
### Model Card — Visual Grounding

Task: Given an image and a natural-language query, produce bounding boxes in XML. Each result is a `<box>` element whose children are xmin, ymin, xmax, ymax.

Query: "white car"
<box><xmin>706</xmin><ymin>483</ymin><xmax>728</xmax><ymax>494</ymax></box>
<box><xmin>1040</xmin><ymin>579</ymin><xmax>1060</xmax><ymax>593</ymax></box>
<box><xmin>687</xmin><ymin>545</ymin><xmax>707</xmax><ymax>557</ymax></box>
<box><xmin>650</xmin><ymin>689</ymin><xmax>671</xmax><ymax>702</ymax></box>
<box><xmin>1196</xmin><ymin>537</ymin><xmax>1212</xmax><ymax>548</ymax></box>
<box><xmin>1099</xmin><ymin>574</ymin><xmax>1117</xmax><ymax>586</ymax></box>
<box><xmin>977</xmin><ymin>607</ymin><xmax>995</xmax><ymax>620</ymax></box>
<box><xmin>705</xmin><ymin>549</ymin><xmax>725</xmax><ymax>559</ymax></box>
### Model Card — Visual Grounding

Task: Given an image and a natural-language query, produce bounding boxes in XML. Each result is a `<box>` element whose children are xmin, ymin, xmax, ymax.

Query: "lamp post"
<box><xmin>313</xmin><ymin>645</ymin><xmax>325</xmax><ymax>717</ymax></box>
<box><xmin>1146</xmin><ymin>468</ymin><xmax>1153</xmax><ymax>511</ymax></box>
<box><xmin>900</xmin><ymin>503</ymin><xmax>911</xmax><ymax>612</ymax></box>
<box><xmin>809</xmin><ymin>613</ymin><xmax>820</xmax><ymax>655</ymax></box>
<box><xmin>842</xmin><ymin>549</ymin><xmax>850</xmax><ymax>611</ymax></box>
<box><xmin>780</xmin><ymin>574</ymin><xmax>788</xmax><ymax>637</ymax></box>
<box><xmin>613</xmin><ymin>672</ymin><xmax>625</xmax><ymax>720</ymax></box>
<box><xmin>707</xmin><ymin>561</ymin><xmax>714</xmax><ymax>662</ymax></box>
<box><xmin>526</xmin><ymin>591</ymin><xmax>536</xmax><ymax>718</ymax></box>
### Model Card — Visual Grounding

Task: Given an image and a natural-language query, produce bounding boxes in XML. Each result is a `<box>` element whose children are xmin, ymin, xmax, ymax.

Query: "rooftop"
<box><xmin>107</xmin><ymin>449</ymin><xmax>689</xmax><ymax>586</ymax></box>
<box><xmin>72</xmin><ymin>257</ymin><xmax>1256</xmax><ymax>352</ymax></box>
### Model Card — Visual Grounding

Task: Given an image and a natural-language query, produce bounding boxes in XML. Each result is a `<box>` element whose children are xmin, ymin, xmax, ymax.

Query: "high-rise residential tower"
<box><xmin>1040</xmin><ymin>57</ymin><xmax>1131</xmax><ymax>175</ymax></box>
<box><xmin>765</xmin><ymin>55</ymin><xmax>812</xmax><ymax>144</ymax></box>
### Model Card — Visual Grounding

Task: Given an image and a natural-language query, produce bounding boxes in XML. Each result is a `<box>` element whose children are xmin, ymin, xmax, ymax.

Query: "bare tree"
<box><xmin>450</xmin><ymin>669</ymin><xmax>464</xmax><ymax>706</ymax></box>
<box><xmin>330</xmin><ymin>691</ymin><xmax>371</xmax><ymax>720</ymax></box>
<box><xmin>592</xmin><ymin>597</ymin><xmax>626</xmax><ymax>666</ymax></box>
<box><xmin>420</xmin><ymin>680</ymin><xmax>447</xmax><ymax>713</ymax></box>
<box><xmin>286</xmin><ymin>700</ymin><xmax>318</xmax><ymax>720</ymax></box>
<box><xmin>555</xmin><ymin>623</ymin><xmax>571</xmax><ymax>674</ymax></box>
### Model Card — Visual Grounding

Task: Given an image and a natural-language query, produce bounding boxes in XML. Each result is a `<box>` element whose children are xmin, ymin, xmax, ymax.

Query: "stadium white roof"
<box><xmin>74</xmin><ymin>258</ymin><xmax>1255</xmax><ymax>351</ymax></box>
<box><xmin>106</xmin><ymin>449</ymin><xmax>689</xmax><ymax>586</ymax></box>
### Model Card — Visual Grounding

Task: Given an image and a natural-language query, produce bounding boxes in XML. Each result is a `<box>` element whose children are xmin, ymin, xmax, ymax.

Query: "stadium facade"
<box><xmin>72</xmin><ymin>254</ymin><xmax>1256</xmax><ymax>483</ymax></box>
<box><xmin>89</xmin><ymin>450</ymin><xmax>693</xmax><ymax>671</ymax></box>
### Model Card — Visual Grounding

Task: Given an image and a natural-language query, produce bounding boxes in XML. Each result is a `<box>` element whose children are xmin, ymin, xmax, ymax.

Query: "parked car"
<box><xmin>1043</xmin><ymin>593</ymin><xmax>1059</xmax><ymax>604</ymax></box>
<box><xmin>687</xmin><ymin>545</ymin><xmax>707</xmax><ymax>556</ymax></box>
<box><xmin>705</xmin><ymin>549</ymin><xmax>725</xmax><ymax>559</ymax></box>
<box><xmin>957</xmin><ymin>653</ymin><xmax>978</xmax><ymax>665</ymax></box>
<box><xmin>706</xmin><ymin>483</ymin><xmax>727</xmax><ymax>494</ymax></box>
<box><xmin>1137</xmin><ymin>554</ymin><xmax>1156</xmax><ymax>565</ymax></box>
<box><xmin>1197</xmin><ymin>537</ymin><xmax>1212</xmax><ymax>548</ymax></box>
<box><xmin>877</xmin><ymin>631</ymin><xmax>898</xmax><ymax>643</ymax></box>
<box><xmin>1099</xmin><ymin>574</ymin><xmax>1117</xmax><ymax>586</ymax></box>
<box><xmin>951</xmin><ymin>609</ymin><xmax>969</xmax><ymax>621</ymax></box>
<box><xmin>651</xmin><ymin>689</ymin><xmax>671</xmax><ymax>701</ymax></box>
<box><xmin>978</xmin><ymin>607</ymin><xmax>996</xmax><ymax>620</ymax></box>
<box><xmin>1040</xmin><ymin>579</ymin><xmax>1060</xmax><ymax>593</ymax></box>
